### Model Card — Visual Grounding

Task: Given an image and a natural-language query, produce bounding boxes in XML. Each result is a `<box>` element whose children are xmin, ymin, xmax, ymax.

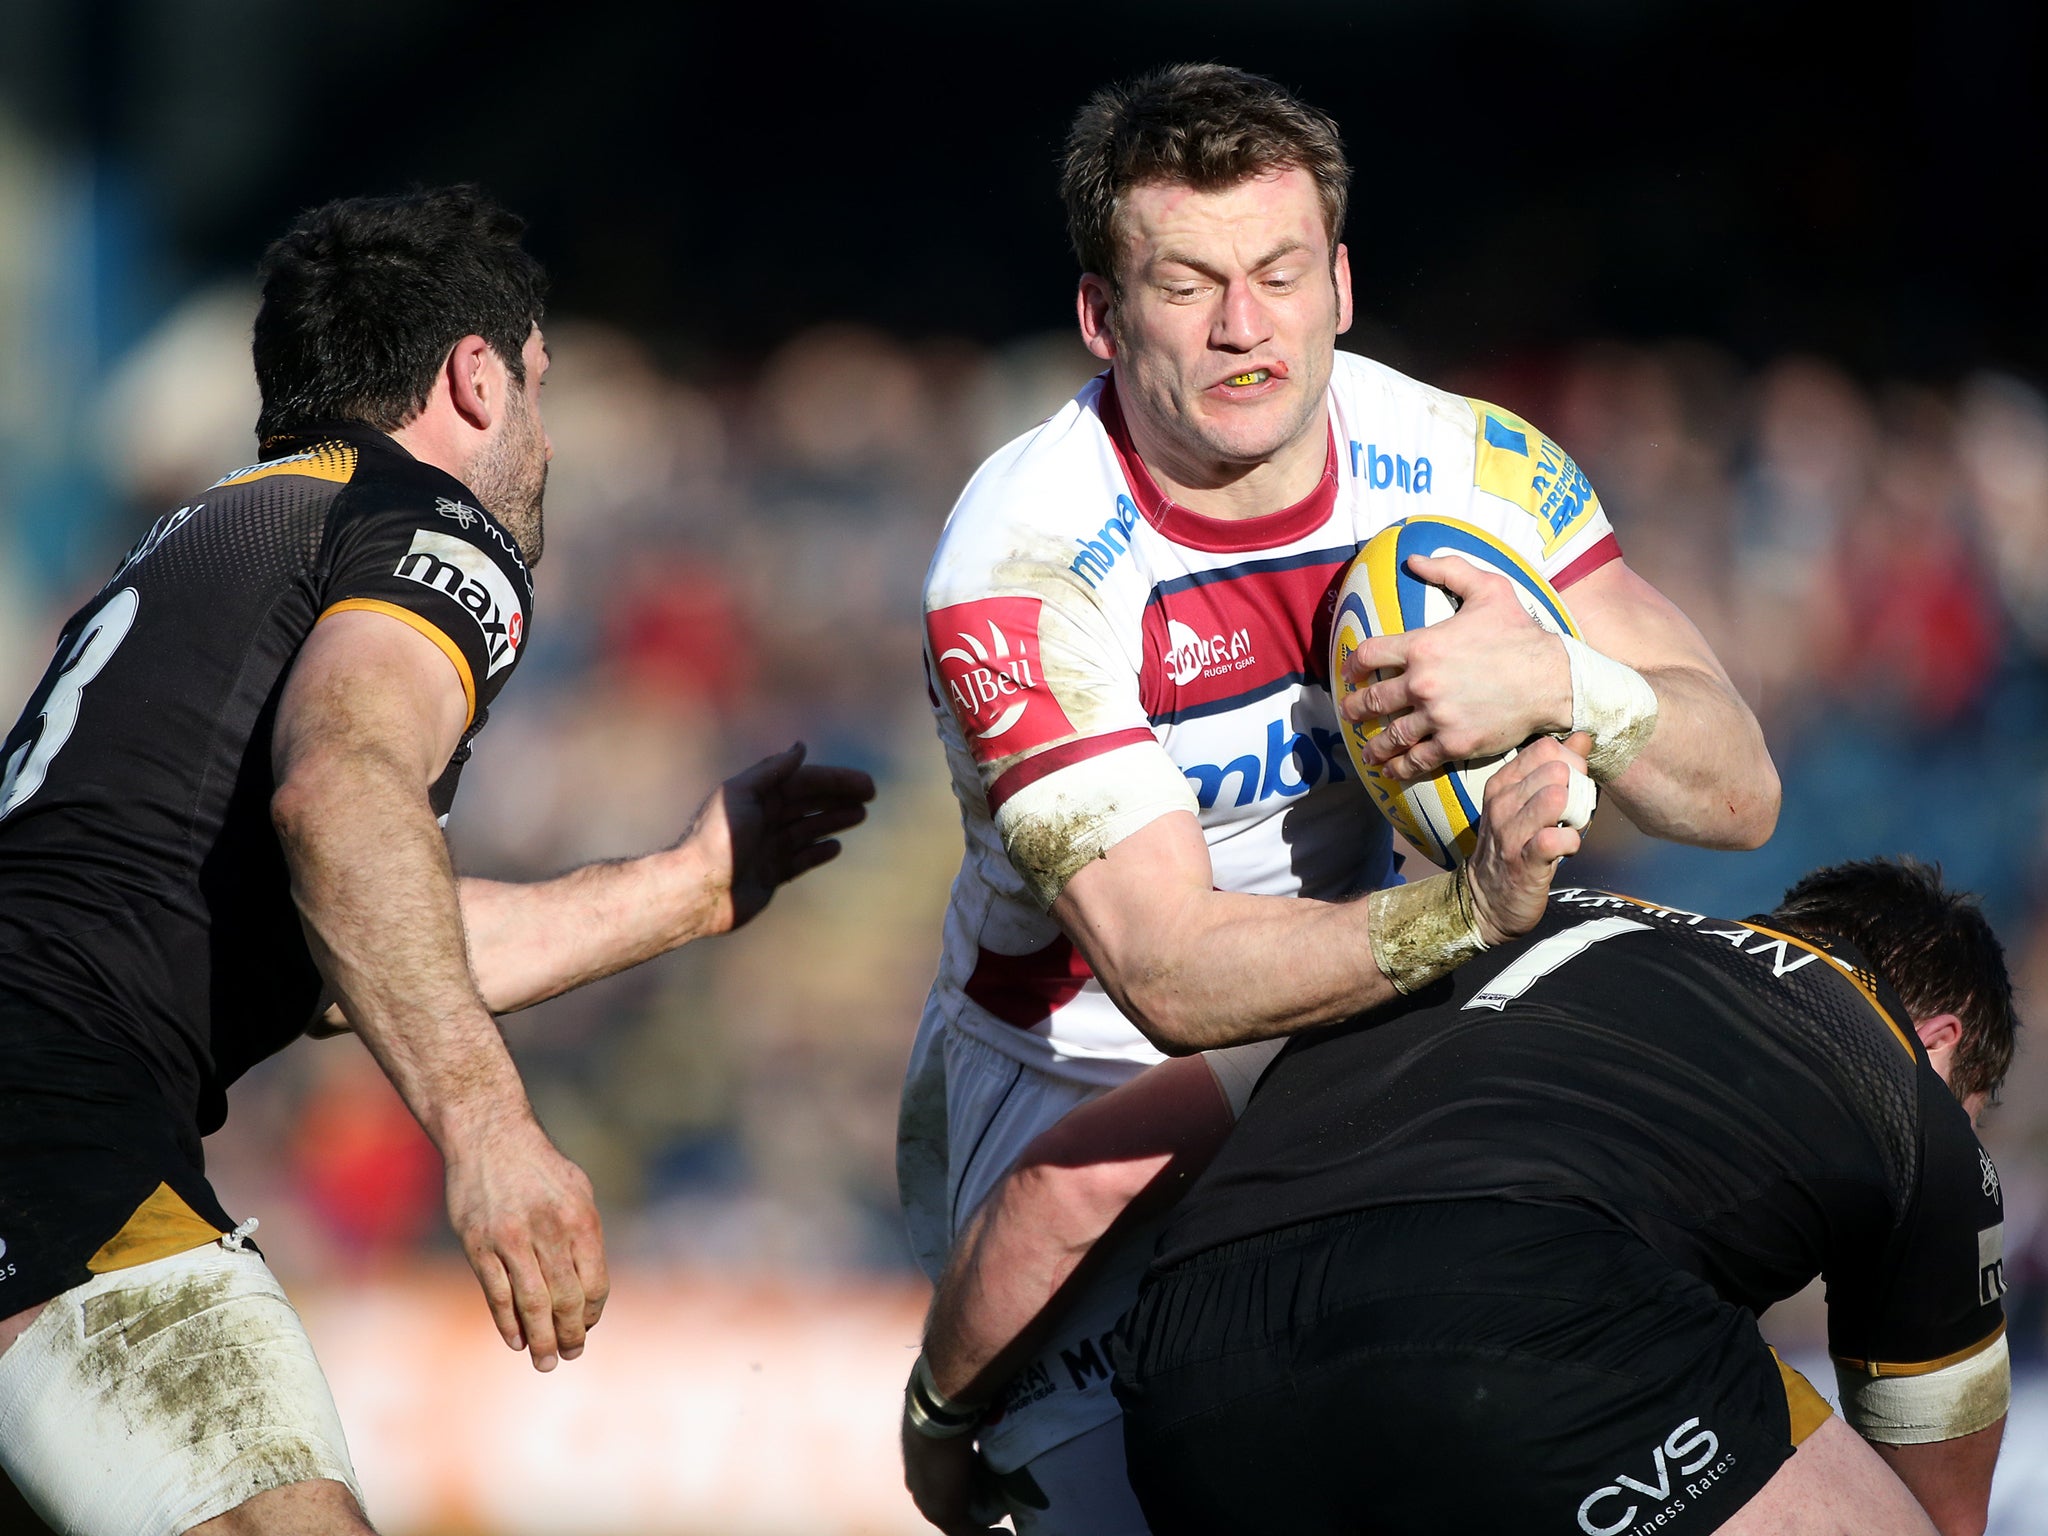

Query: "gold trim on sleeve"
<box><xmin>1833</xmin><ymin>1319</ymin><xmax>2009</xmax><ymax>1379</ymax></box>
<box><xmin>317</xmin><ymin>598</ymin><xmax>477</xmax><ymax>727</ymax></box>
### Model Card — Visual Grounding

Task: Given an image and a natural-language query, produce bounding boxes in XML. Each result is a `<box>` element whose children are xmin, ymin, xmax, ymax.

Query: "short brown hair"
<box><xmin>255</xmin><ymin>186</ymin><xmax>546</xmax><ymax>445</ymax></box>
<box><xmin>1061</xmin><ymin>64</ymin><xmax>1351</xmax><ymax>291</ymax></box>
<box><xmin>1767</xmin><ymin>858</ymin><xmax>2019</xmax><ymax>1104</ymax></box>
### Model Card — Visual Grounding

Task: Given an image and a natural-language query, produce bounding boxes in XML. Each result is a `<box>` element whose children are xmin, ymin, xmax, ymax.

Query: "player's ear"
<box><xmin>444</xmin><ymin>335</ymin><xmax>497</xmax><ymax>431</ymax></box>
<box><xmin>1914</xmin><ymin>1011</ymin><xmax>1963</xmax><ymax>1058</ymax></box>
<box><xmin>1077</xmin><ymin>275</ymin><xmax>1118</xmax><ymax>362</ymax></box>
<box><xmin>1333</xmin><ymin>242</ymin><xmax>1353</xmax><ymax>335</ymax></box>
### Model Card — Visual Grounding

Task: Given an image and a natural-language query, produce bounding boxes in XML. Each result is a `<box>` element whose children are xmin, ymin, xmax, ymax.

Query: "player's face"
<box><xmin>471</xmin><ymin>326</ymin><xmax>552</xmax><ymax>563</ymax></box>
<box><xmin>1083</xmin><ymin>168</ymin><xmax>1352</xmax><ymax>485</ymax></box>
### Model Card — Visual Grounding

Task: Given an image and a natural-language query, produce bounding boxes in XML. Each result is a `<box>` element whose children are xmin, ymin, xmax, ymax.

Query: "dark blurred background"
<box><xmin>6</xmin><ymin>0</ymin><xmax>2045</xmax><ymax>371</ymax></box>
<box><xmin>2</xmin><ymin>2</ymin><xmax>2045</xmax><ymax>1530</ymax></box>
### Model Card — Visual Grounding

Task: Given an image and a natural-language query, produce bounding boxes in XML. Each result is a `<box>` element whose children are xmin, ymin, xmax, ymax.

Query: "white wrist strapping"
<box><xmin>1368</xmin><ymin>867</ymin><xmax>1489</xmax><ymax>996</ymax></box>
<box><xmin>1560</xmin><ymin>635</ymin><xmax>1659</xmax><ymax>782</ymax></box>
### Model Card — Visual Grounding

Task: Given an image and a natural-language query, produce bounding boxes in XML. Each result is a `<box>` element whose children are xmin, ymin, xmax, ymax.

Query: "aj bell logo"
<box><xmin>1578</xmin><ymin>1418</ymin><xmax>1724</xmax><ymax>1536</ymax></box>
<box><xmin>395</xmin><ymin>530</ymin><xmax>526</xmax><ymax>677</ymax></box>
<box><xmin>938</xmin><ymin>621</ymin><xmax>1039</xmax><ymax>740</ymax></box>
<box><xmin>927</xmin><ymin>596</ymin><xmax>1079</xmax><ymax>764</ymax></box>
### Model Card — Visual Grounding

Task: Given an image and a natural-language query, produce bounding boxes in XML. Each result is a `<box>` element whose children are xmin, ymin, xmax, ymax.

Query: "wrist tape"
<box><xmin>904</xmin><ymin>1353</ymin><xmax>981</xmax><ymax>1441</ymax></box>
<box><xmin>1368</xmin><ymin>867</ymin><xmax>1489</xmax><ymax>996</ymax></box>
<box><xmin>1561</xmin><ymin>636</ymin><xmax>1659</xmax><ymax>783</ymax></box>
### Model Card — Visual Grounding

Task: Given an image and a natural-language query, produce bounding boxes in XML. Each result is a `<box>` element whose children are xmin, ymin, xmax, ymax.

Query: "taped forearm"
<box><xmin>1368</xmin><ymin>867</ymin><xmax>1489</xmax><ymax>995</ymax></box>
<box><xmin>1564</xmin><ymin>654</ymin><xmax>1776</xmax><ymax>848</ymax></box>
<box><xmin>1561</xmin><ymin>635</ymin><xmax>1659</xmax><ymax>782</ymax></box>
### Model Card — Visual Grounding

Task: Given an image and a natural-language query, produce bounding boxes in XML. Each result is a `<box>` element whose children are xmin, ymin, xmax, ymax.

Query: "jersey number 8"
<box><xmin>0</xmin><ymin>587</ymin><xmax>140</xmax><ymax>821</ymax></box>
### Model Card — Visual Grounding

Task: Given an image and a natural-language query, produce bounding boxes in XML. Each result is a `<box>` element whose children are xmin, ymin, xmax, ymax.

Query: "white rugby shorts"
<box><xmin>0</xmin><ymin>1238</ymin><xmax>364</xmax><ymax>1536</ymax></box>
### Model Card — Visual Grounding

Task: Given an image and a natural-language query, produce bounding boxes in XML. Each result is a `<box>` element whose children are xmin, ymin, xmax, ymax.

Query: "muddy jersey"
<box><xmin>918</xmin><ymin>353</ymin><xmax>1621</xmax><ymax>1085</ymax></box>
<box><xmin>0</xmin><ymin>422</ymin><xmax>532</xmax><ymax>1134</ymax></box>
<box><xmin>1156</xmin><ymin>888</ymin><xmax>2009</xmax><ymax>1376</ymax></box>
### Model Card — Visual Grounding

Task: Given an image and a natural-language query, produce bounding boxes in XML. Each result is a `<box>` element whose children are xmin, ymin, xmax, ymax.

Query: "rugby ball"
<box><xmin>1331</xmin><ymin>516</ymin><xmax>1592</xmax><ymax>867</ymax></box>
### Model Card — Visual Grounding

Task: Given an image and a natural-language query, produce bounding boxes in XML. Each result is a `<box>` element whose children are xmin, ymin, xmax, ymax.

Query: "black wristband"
<box><xmin>904</xmin><ymin>1354</ymin><xmax>980</xmax><ymax>1440</ymax></box>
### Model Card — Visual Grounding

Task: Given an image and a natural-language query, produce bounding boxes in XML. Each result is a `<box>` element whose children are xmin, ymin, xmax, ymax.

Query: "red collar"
<box><xmin>1098</xmin><ymin>374</ymin><xmax>1338</xmax><ymax>554</ymax></box>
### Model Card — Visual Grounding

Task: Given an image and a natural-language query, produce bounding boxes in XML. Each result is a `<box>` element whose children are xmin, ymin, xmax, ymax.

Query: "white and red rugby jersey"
<box><xmin>919</xmin><ymin>351</ymin><xmax>1620</xmax><ymax>1085</ymax></box>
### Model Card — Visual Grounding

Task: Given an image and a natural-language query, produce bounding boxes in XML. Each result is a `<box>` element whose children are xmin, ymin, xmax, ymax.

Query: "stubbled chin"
<box><xmin>1190</xmin><ymin>407</ymin><xmax>1315</xmax><ymax>465</ymax></box>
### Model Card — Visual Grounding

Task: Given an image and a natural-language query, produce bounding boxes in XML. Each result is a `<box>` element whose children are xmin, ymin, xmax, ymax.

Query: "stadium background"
<box><xmin>2</xmin><ymin>0</ymin><xmax>2045</xmax><ymax>1529</ymax></box>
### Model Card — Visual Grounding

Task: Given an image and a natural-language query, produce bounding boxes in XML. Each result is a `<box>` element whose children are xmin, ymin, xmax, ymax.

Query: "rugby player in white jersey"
<box><xmin>899</xmin><ymin>64</ymin><xmax>1780</xmax><ymax>1534</ymax></box>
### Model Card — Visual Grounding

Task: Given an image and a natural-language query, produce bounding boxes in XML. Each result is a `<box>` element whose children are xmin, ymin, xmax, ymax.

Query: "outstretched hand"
<box><xmin>1342</xmin><ymin>554</ymin><xmax>1574</xmax><ymax>783</ymax></box>
<box><xmin>1465</xmin><ymin>735</ymin><xmax>1591</xmax><ymax>946</ymax></box>
<box><xmin>683</xmin><ymin>742</ymin><xmax>877</xmax><ymax>935</ymax></box>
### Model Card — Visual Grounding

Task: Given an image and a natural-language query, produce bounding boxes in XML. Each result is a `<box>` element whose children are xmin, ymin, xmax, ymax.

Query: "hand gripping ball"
<box><xmin>1331</xmin><ymin>515</ymin><xmax>1595</xmax><ymax>867</ymax></box>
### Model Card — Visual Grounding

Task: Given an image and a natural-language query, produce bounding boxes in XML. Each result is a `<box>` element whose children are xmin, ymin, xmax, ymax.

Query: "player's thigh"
<box><xmin>1716</xmin><ymin>1415</ymin><xmax>1938</xmax><ymax>1536</ymax></box>
<box><xmin>945</xmin><ymin>1030</ymin><xmax>1111</xmax><ymax>1229</ymax></box>
<box><xmin>998</xmin><ymin>1417</ymin><xmax>1153</xmax><ymax>1536</ymax></box>
<box><xmin>900</xmin><ymin>1027</ymin><xmax>1110</xmax><ymax>1277</ymax></box>
<box><xmin>0</xmin><ymin>1242</ymin><xmax>366</xmax><ymax>1536</ymax></box>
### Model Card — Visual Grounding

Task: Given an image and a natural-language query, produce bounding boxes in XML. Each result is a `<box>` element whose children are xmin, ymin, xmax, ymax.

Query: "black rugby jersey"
<box><xmin>1156</xmin><ymin>888</ymin><xmax>2007</xmax><ymax>1373</ymax></box>
<box><xmin>0</xmin><ymin>423</ymin><xmax>533</xmax><ymax>1135</ymax></box>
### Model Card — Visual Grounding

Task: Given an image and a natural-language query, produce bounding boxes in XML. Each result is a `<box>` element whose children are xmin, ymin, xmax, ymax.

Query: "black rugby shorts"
<box><xmin>1114</xmin><ymin>1201</ymin><xmax>1827</xmax><ymax>1536</ymax></box>
<box><xmin>0</xmin><ymin>1005</ymin><xmax>237</xmax><ymax>1316</ymax></box>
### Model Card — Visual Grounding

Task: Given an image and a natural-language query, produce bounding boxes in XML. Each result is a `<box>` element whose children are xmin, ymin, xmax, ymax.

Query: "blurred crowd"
<box><xmin>4</xmin><ymin>286</ymin><xmax>2048</xmax><ymax>1357</ymax></box>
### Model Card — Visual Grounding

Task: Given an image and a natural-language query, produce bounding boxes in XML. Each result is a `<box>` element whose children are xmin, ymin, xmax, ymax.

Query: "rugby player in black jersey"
<box><xmin>906</xmin><ymin>846</ymin><xmax>2013</xmax><ymax>1535</ymax></box>
<box><xmin>0</xmin><ymin>188</ymin><xmax>873</xmax><ymax>1536</ymax></box>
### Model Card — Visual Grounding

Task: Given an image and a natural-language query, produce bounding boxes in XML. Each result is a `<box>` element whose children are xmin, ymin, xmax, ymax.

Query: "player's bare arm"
<box><xmin>905</xmin><ymin>1055</ymin><xmax>1233</xmax><ymax>1536</ymax></box>
<box><xmin>273</xmin><ymin>606</ymin><xmax>604</xmax><ymax>1374</ymax></box>
<box><xmin>1346</xmin><ymin>553</ymin><xmax>1779</xmax><ymax>848</ymax></box>
<box><xmin>1051</xmin><ymin>737</ymin><xmax>1585</xmax><ymax>1052</ymax></box>
<box><xmin>454</xmin><ymin>744</ymin><xmax>874</xmax><ymax>1014</ymax></box>
<box><xmin>1872</xmin><ymin>1418</ymin><xmax>2005</xmax><ymax>1536</ymax></box>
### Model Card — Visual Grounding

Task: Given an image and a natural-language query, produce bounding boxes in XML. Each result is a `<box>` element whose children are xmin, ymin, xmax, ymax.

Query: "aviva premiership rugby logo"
<box><xmin>926</xmin><ymin>596</ymin><xmax>1075</xmax><ymax>764</ymax></box>
<box><xmin>1469</xmin><ymin>399</ymin><xmax>1602</xmax><ymax>557</ymax></box>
